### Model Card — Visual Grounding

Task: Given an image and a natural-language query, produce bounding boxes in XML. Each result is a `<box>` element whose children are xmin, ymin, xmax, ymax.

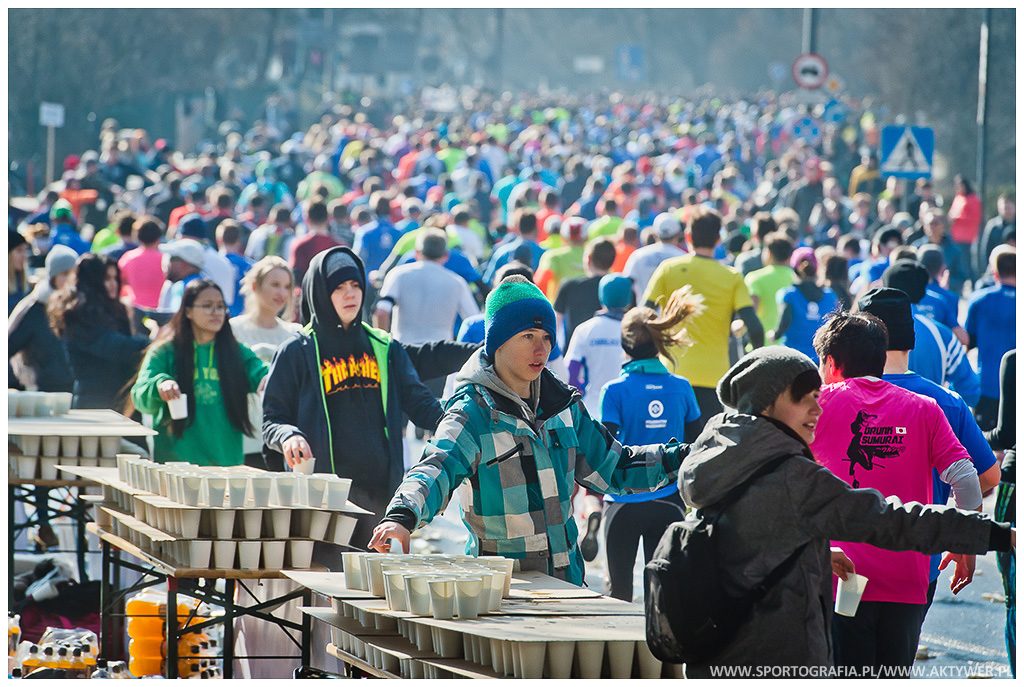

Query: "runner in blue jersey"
<box><xmin>774</xmin><ymin>247</ymin><xmax>839</xmax><ymax>363</ymax></box>
<box><xmin>597</xmin><ymin>285</ymin><xmax>704</xmax><ymax>601</ymax></box>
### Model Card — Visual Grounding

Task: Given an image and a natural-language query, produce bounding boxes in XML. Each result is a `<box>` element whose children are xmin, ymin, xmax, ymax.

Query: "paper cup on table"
<box><xmin>180</xmin><ymin>476</ymin><xmax>202</xmax><ymax>506</ymax></box>
<box><xmin>213</xmin><ymin>540</ymin><xmax>236</xmax><ymax>569</ymax></box>
<box><xmin>635</xmin><ymin>639</ymin><xmax>662</xmax><ymax>679</ymax></box>
<box><xmin>19</xmin><ymin>392</ymin><xmax>40</xmax><ymax>417</ymax></box>
<box><xmin>331</xmin><ymin>513</ymin><xmax>357</xmax><ymax>546</ymax></box>
<box><xmin>365</xmin><ymin>556</ymin><xmax>389</xmax><ymax>597</ymax></box>
<box><xmin>238</xmin><ymin>541</ymin><xmax>262</xmax><ymax>570</ymax></box>
<box><xmin>383</xmin><ymin>571</ymin><xmax>409</xmax><ymax>611</ymax></box>
<box><xmin>18</xmin><ymin>435</ymin><xmax>41</xmax><ymax>456</ymax></box>
<box><xmin>60</xmin><ymin>435</ymin><xmax>80</xmax><ymax>457</ymax></box>
<box><xmin>307</xmin><ymin>509</ymin><xmax>331</xmax><ymax>542</ymax></box>
<box><xmin>242</xmin><ymin>510</ymin><xmax>263</xmax><ymax>539</ymax></box>
<box><xmin>16</xmin><ymin>456</ymin><xmax>37</xmax><ymax>480</ymax></box>
<box><xmin>575</xmin><ymin>640</ymin><xmax>605</xmax><ymax>679</ymax></box>
<box><xmin>213</xmin><ymin>510</ymin><xmax>235</xmax><ymax>538</ymax></box>
<box><xmin>249</xmin><ymin>476</ymin><xmax>272</xmax><ymax>508</ymax></box>
<box><xmin>188</xmin><ymin>540</ymin><xmax>212</xmax><ymax>568</ymax></box>
<box><xmin>41</xmin><ymin>435</ymin><xmax>61</xmax><ymax>457</ymax></box>
<box><xmin>100</xmin><ymin>436</ymin><xmax>120</xmax><ymax>457</ymax></box>
<box><xmin>341</xmin><ymin>552</ymin><xmax>366</xmax><ymax>590</ymax></box>
<box><xmin>167</xmin><ymin>394</ymin><xmax>188</xmax><ymax>420</ymax></box>
<box><xmin>454</xmin><ymin>577</ymin><xmax>484</xmax><ymax>620</ymax></box>
<box><xmin>607</xmin><ymin>640</ymin><xmax>635</xmax><ymax>679</ymax></box>
<box><xmin>51</xmin><ymin>392</ymin><xmax>72</xmax><ymax>416</ymax></box>
<box><xmin>305</xmin><ymin>477</ymin><xmax>328</xmax><ymax>508</ymax></box>
<box><xmin>291</xmin><ymin>457</ymin><xmax>314</xmax><ymax>475</ymax></box>
<box><xmin>404</xmin><ymin>575</ymin><xmax>432</xmax><ymax>616</ymax></box>
<box><xmin>326</xmin><ymin>478</ymin><xmax>352</xmax><ymax>509</ymax></box>
<box><xmin>484</xmin><ymin>570</ymin><xmax>504</xmax><ymax>611</ymax></box>
<box><xmin>263</xmin><ymin>541</ymin><xmax>286</xmax><ymax>569</ymax></box>
<box><xmin>274</xmin><ymin>475</ymin><xmax>299</xmax><ymax>506</ymax></box>
<box><xmin>227</xmin><ymin>477</ymin><xmax>249</xmax><ymax>508</ymax></box>
<box><xmin>289</xmin><ymin>540</ymin><xmax>315</xmax><ymax>568</ymax></box>
<box><xmin>40</xmin><ymin>457</ymin><xmax>59</xmax><ymax>480</ymax></box>
<box><xmin>428</xmin><ymin>579</ymin><xmax>456</xmax><ymax>620</ymax></box>
<box><xmin>80</xmin><ymin>436</ymin><xmax>99</xmax><ymax>458</ymax></box>
<box><xmin>270</xmin><ymin>509</ymin><xmax>291</xmax><ymax>538</ymax></box>
<box><xmin>180</xmin><ymin>509</ymin><xmax>201</xmax><ymax>539</ymax></box>
<box><xmin>205</xmin><ymin>477</ymin><xmax>227</xmax><ymax>508</ymax></box>
<box><xmin>835</xmin><ymin>573</ymin><xmax>869</xmax><ymax>617</ymax></box>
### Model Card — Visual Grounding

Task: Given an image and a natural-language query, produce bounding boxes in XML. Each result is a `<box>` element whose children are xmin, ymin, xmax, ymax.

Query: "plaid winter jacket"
<box><xmin>383</xmin><ymin>350</ymin><xmax>686</xmax><ymax>585</ymax></box>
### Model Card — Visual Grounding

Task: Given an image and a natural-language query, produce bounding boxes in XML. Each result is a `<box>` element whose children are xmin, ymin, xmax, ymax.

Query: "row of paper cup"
<box><xmin>9</xmin><ymin>456</ymin><xmax>108</xmax><ymax>479</ymax></box>
<box><xmin>14</xmin><ymin>434</ymin><xmax>121</xmax><ymax>458</ymax></box>
<box><xmin>8</xmin><ymin>391</ymin><xmax>72</xmax><ymax>417</ymax></box>
<box><xmin>170</xmin><ymin>538</ymin><xmax>315</xmax><ymax>570</ymax></box>
<box><xmin>117</xmin><ymin>455</ymin><xmax>351</xmax><ymax>510</ymax></box>
<box><xmin>138</xmin><ymin>504</ymin><xmax>354</xmax><ymax>544</ymax></box>
<box><xmin>340</xmin><ymin>553</ymin><xmax>514</xmax><ymax>620</ymax></box>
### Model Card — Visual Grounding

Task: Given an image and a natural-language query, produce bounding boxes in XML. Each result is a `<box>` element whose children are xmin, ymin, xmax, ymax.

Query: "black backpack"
<box><xmin>644</xmin><ymin>454</ymin><xmax>808</xmax><ymax>665</ymax></box>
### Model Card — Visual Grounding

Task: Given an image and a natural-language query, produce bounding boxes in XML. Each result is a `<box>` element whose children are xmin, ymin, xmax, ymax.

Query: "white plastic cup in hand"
<box><xmin>167</xmin><ymin>394</ymin><xmax>189</xmax><ymax>420</ymax></box>
<box><xmin>834</xmin><ymin>573</ymin><xmax>869</xmax><ymax>617</ymax></box>
<box><xmin>292</xmin><ymin>457</ymin><xmax>315</xmax><ymax>475</ymax></box>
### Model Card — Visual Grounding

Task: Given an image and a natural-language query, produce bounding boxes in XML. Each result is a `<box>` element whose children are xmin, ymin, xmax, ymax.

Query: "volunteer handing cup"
<box><xmin>167</xmin><ymin>394</ymin><xmax>189</xmax><ymax>420</ymax></box>
<box><xmin>835</xmin><ymin>574</ymin><xmax>869</xmax><ymax>617</ymax></box>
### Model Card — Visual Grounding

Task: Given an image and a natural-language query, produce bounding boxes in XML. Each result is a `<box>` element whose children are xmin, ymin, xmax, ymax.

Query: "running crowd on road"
<box><xmin>8</xmin><ymin>87</ymin><xmax>1016</xmax><ymax>677</ymax></box>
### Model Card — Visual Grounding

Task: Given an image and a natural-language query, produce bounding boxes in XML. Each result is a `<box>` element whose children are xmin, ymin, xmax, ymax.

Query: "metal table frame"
<box><xmin>8</xmin><ymin>479</ymin><xmax>93</xmax><ymax>606</ymax></box>
<box><xmin>93</xmin><ymin>524</ymin><xmax>312</xmax><ymax>679</ymax></box>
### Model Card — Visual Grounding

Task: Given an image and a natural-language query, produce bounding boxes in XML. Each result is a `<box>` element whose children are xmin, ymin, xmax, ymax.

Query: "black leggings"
<box><xmin>603</xmin><ymin>491</ymin><xmax>687</xmax><ymax>602</ymax></box>
<box><xmin>832</xmin><ymin>600</ymin><xmax>925</xmax><ymax>676</ymax></box>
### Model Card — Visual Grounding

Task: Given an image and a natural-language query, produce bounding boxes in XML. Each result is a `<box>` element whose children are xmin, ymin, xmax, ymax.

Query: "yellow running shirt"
<box><xmin>642</xmin><ymin>254</ymin><xmax>753</xmax><ymax>389</ymax></box>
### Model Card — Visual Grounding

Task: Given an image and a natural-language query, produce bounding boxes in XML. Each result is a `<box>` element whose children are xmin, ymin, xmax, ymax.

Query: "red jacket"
<box><xmin>949</xmin><ymin>192</ymin><xmax>981</xmax><ymax>244</ymax></box>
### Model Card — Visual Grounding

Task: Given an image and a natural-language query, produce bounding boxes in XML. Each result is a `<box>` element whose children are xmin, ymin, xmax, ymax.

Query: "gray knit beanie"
<box><xmin>717</xmin><ymin>347</ymin><xmax>820</xmax><ymax>415</ymax></box>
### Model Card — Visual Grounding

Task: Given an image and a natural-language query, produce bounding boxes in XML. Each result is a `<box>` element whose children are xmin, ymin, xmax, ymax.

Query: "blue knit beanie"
<box><xmin>599</xmin><ymin>274</ymin><xmax>634</xmax><ymax>310</ymax></box>
<box><xmin>484</xmin><ymin>276</ymin><xmax>557</xmax><ymax>360</ymax></box>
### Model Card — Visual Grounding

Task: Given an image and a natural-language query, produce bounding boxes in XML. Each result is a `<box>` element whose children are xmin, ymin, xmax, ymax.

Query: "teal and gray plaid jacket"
<box><xmin>383</xmin><ymin>350</ymin><xmax>686</xmax><ymax>586</ymax></box>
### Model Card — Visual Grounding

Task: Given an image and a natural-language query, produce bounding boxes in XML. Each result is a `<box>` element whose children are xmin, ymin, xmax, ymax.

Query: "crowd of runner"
<box><xmin>8</xmin><ymin>87</ymin><xmax>1016</xmax><ymax>676</ymax></box>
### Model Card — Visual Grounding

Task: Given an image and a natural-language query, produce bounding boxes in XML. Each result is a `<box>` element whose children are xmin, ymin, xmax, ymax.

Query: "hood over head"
<box><xmin>301</xmin><ymin>246</ymin><xmax>367</xmax><ymax>331</ymax></box>
<box><xmin>679</xmin><ymin>412</ymin><xmax>812</xmax><ymax>510</ymax></box>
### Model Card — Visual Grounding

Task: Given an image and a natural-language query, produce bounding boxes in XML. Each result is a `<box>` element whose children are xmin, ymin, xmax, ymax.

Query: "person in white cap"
<box><xmin>622</xmin><ymin>212</ymin><xmax>687</xmax><ymax>303</ymax></box>
<box><xmin>157</xmin><ymin>238</ymin><xmax>206</xmax><ymax>313</ymax></box>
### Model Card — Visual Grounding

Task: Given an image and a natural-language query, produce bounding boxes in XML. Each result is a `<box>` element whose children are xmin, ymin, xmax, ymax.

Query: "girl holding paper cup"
<box><xmin>130</xmin><ymin>279</ymin><xmax>268</xmax><ymax>465</ymax></box>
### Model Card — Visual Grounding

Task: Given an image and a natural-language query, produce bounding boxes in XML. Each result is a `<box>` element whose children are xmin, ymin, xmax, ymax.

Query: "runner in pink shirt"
<box><xmin>118</xmin><ymin>216</ymin><xmax>166</xmax><ymax>310</ymax></box>
<box><xmin>810</xmin><ymin>300</ymin><xmax>983</xmax><ymax>675</ymax></box>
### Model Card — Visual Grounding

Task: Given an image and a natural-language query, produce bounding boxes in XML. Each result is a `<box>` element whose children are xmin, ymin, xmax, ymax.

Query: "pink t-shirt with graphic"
<box><xmin>810</xmin><ymin>377</ymin><xmax>970</xmax><ymax>604</ymax></box>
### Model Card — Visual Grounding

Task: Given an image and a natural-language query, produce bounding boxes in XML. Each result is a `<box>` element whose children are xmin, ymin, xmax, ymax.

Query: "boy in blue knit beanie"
<box><xmin>370</xmin><ymin>274</ymin><xmax>687</xmax><ymax>586</ymax></box>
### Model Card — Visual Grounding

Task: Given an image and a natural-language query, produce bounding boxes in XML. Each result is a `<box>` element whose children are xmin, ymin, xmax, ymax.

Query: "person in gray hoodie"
<box><xmin>677</xmin><ymin>346</ymin><xmax>1014</xmax><ymax>678</ymax></box>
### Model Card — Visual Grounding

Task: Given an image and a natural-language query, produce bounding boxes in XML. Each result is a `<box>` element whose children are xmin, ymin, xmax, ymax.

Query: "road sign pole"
<box><xmin>976</xmin><ymin>8</ymin><xmax>990</xmax><ymax>213</ymax></box>
<box><xmin>45</xmin><ymin>124</ymin><xmax>55</xmax><ymax>186</ymax></box>
<box><xmin>802</xmin><ymin>8</ymin><xmax>818</xmax><ymax>54</ymax></box>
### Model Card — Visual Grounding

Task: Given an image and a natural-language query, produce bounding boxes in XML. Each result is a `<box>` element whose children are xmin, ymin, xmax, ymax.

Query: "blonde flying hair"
<box><xmin>621</xmin><ymin>285</ymin><xmax>705</xmax><ymax>366</ymax></box>
<box><xmin>242</xmin><ymin>255</ymin><xmax>295</xmax><ymax>320</ymax></box>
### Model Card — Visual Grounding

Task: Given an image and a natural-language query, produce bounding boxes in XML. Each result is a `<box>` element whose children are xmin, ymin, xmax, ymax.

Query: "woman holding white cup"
<box><xmin>130</xmin><ymin>279</ymin><xmax>268</xmax><ymax>466</ymax></box>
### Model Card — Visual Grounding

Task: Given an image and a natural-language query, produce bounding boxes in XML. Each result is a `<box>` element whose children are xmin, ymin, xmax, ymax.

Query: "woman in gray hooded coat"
<box><xmin>677</xmin><ymin>346</ymin><xmax>1013</xmax><ymax>678</ymax></box>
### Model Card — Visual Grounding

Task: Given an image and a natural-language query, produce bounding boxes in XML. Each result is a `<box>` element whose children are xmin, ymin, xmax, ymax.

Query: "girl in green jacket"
<box><xmin>131</xmin><ymin>278</ymin><xmax>268</xmax><ymax>466</ymax></box>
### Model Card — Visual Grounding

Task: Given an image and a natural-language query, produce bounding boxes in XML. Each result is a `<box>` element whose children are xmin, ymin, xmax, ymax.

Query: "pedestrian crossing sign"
<box><xmin>880</xmin><ymin>125</ymin><xmax>934</xmax><ymax>179</ymax></box>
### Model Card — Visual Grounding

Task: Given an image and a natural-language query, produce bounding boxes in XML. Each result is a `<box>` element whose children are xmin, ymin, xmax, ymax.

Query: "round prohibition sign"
<box><xmin>791</xmin><ymin>52</ymin><xmax>829</xmax><ymax>90</ymax></box>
